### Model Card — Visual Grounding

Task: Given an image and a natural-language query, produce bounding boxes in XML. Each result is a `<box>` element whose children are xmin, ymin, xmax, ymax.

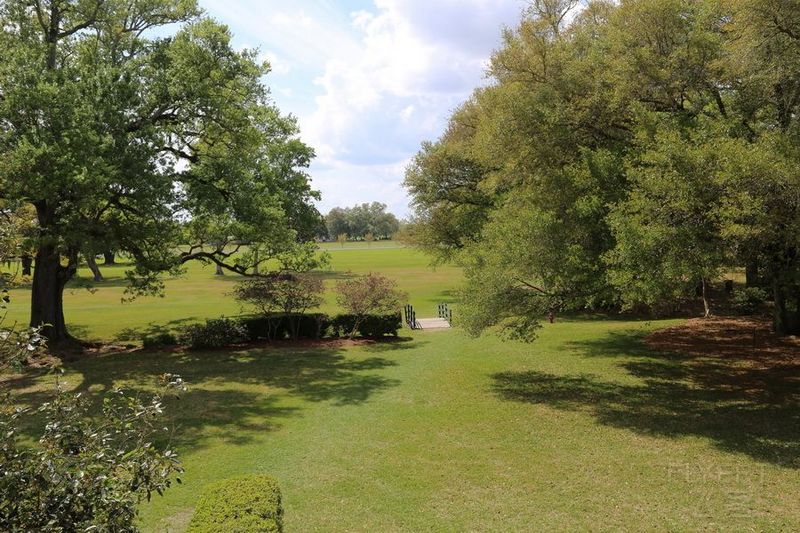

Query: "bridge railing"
<box><xmin>438</xmin><ymin>303</ymin><xmax>452</xmax><ymax>324</ymax></box>
<box><xmin>404</xmin><ymin>304</ymin><xmax>417</xmax><ymax>329</ymax></box>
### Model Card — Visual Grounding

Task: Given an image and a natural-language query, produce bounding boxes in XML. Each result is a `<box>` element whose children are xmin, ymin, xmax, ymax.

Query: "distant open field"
<box><xmin>3</xmin><ymin>242</ymin><xmax>461</xmax><ymax>342</ymax></box>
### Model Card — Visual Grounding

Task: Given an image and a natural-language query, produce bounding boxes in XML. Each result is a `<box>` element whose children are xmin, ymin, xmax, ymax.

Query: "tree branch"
<box><xmin>178</xmin><ymin>246</ymin><xmax>254</xmax><ymax>277</ymax></box>
<box><xmin>772</xmin><ymin>15</ymin><xmax>800</xmax><ymax>41</ymax></box>
<box><xmin>32</xmin><ymin>0</ymin><xmax>48</xmax><ymax>33</ymax></box>
<box><xmin>57</xmin><ymin>0</ymin><xmax>105</xmax><ymax>39</ymax></box>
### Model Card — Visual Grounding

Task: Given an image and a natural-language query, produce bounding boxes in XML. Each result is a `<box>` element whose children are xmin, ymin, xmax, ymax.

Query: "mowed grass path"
<box><xmin>5</xmin><ymin>242</ymin><xmax>799</xmax><ymax>530</ymax></box>
<box><xmin>4</xmin><ymin>242</ymin><xmax>460</xmax><ymax>341</ymax></box>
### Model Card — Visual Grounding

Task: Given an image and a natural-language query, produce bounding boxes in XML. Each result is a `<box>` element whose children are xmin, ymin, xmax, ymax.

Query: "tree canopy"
<box><xmin>405</xmin><ymin>0</ymin><xmax>800</xmax><ymax>338</ymax></box>
<box><xmin>0</xmin><ymin>0</ymin><xmax>322</xmax><ymax>342</ymax></box>
<box><xmin>324</xmin><ymin>202</ymin><xmax>400</xmax><ymax>241</ymax></box>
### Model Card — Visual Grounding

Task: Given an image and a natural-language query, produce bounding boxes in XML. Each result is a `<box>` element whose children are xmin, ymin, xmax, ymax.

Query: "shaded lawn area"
<box><xmin>6</xmin><ymin>318</ymin><xmax>799</xmax><ymax>531</ymax></box>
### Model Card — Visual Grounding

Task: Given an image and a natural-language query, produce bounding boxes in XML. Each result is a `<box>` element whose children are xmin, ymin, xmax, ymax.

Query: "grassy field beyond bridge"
<box><xmin>3</xmin><ymin>242</ymin><xmax>460</xmax><ymax>342</ymax></box>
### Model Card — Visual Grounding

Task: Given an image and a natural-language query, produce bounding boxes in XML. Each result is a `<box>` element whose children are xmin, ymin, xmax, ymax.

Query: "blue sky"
<box><xmin>200</xmin><ymin>0</ymin><xmax>525</xmax><ymax>217</ymax></box>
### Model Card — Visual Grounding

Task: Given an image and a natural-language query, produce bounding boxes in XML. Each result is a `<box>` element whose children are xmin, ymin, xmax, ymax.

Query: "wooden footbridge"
<box><xmin>404</xmin><ymin>303</ymin><xmax>452</xmax><ymax>330</ymax></box>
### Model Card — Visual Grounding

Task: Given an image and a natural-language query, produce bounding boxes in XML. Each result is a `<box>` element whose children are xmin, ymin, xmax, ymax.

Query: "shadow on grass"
<box><xmin>432</xmin><ymin>289</ymin><xmax>460</xmax><ymax>305</ymax></box>
<box><xmin>209</xmin><ymin>270</ymin><xmax>358</xmax><ymax>283</ymax></box>
<box><xmin>9</xmin><ymin>339</ymin><xmax>408</xmax><ymax>453</ymax></box>
<box><xmin>491</xmin><ymin>330</ymin><xmax>800</xmax><ymax>469</ymax></box>
<box><xmin>113</xmin><ymin>318</ymin><xmax>200</xmax><ymax>342</ymax></box>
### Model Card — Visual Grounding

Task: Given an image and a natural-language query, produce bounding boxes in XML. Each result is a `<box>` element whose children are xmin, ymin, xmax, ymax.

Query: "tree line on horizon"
<box><xmin>404</xmin><ymin>0</ymin><xmax>800</xmax><ymax>339</ymax></box>
<box><xmin>322</xmin><ymin>202</ymin><xmax>401</xmax><ymax>241</ymax></box>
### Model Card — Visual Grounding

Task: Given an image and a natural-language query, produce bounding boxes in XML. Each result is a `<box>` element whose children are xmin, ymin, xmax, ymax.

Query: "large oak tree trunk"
<box><xmin>745</xmin><ymin>259</ymin><xmax>759</xmax><ymax>287</ymax></box>
<box><xmin>85</xmin><ymin>253</ymin><xmax>103</xmax><ymax>282</ymax></box>
<box><xmin>103</xmin><ymin>250</ymin><xmax>116</xmax><ymax>265</ymax></box>
<box><xmin>30</xmin><ymin>243</ymin><xmax>74</xmax><ymax>343</ymax></box>
<box><xmin>21</xmin><ymin>255</ymin><xmax>33</xmax><ymax>276</ymax></box>
<box><xmin>773</xmin><ymin>280</ymin><xmax>791</xmax><ymax>335</ymax></box>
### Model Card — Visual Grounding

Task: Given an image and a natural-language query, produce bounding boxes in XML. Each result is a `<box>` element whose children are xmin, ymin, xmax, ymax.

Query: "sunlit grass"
<box><xmin>4</xmin><ymin>243</ymin><xmax>798</xmax><ymax>531</ymax></box>
<box><xmin>8</xmin><ymin>319</ymin><xmax>798</xmax><ymax>531</ymax></box>
<box><xmin>3</xmin><ymin>242</ymin><xmax>461</xmax><ymax>342</ymax></box>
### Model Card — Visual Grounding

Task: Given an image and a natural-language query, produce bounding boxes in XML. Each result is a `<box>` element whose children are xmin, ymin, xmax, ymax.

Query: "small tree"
<box><xmin>234</xmin><ymin>274</ymin><xmax>324</xmax><ymax>340</ymax></box>
<box><xmin>337</xmin><ymin>233</ymin><xmax>348</xmax><ymax>248</ymax></box>
<box><xmin>364</xmin><ymin>232</ymin><xmax>375</xmax><ymax>247</ymax></box>
<box><xmin>336</xmin><ymin>274</ymin><xmax>406</xmax><ymax>338</ymax></box>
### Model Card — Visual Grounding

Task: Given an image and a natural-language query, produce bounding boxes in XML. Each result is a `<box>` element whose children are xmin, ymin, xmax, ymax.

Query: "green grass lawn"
<box><xmin>4</xmin><ymin>243</ymin><xmax>799</xmax><ymax>531</ymax></box>
<box><xmin>3</xmin><ymin>242</ymin><xmax>461</xmax><ymax>342</ymax></box>
<box><xmin>9</xmin><ymin>320</ymin><xmax>798</xmax><ymax>531</ymax></box>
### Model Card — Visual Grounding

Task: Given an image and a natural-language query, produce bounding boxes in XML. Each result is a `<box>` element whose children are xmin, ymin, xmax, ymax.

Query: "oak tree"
<box><xmin>0</xmin><ymin>0</ymin><xmax>321</xmax><ymax>342</ymax></box>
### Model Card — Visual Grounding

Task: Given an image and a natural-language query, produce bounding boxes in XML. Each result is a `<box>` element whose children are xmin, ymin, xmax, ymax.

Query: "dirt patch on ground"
<box><xmin>644</xmin><ymin>316</ymin><xmax>800</xmax><ymax>401</ymax></box>
<box><xmin>645</xmin><ymin>316</ymin><xmax>800</xmax><ymax>361</ymax></box>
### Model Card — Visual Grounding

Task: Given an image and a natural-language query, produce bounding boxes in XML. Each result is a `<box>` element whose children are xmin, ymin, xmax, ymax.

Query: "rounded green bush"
<box><xmin>187</xmin><ymin>474</ymin><xmax>283</xmax><ymax>532</ymax></box>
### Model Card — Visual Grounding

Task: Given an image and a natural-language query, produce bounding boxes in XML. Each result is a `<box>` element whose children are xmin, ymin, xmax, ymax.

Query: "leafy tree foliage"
<box><xmin>324</xmin><ymin>202</ymin><xmax>400</xmax><ymax>241</ymax></box>
<box><xmin>605</xmin><ymin>123</ymin><xmax>728</xmax><ymax>317</ymax></box>
<box><xmin>0</xmin><ymin>0</ymin><xmax>321</xmax><ymax>342</ymax></box>
<box><xmin>406</xmin><ymin>0</ymin><xmax>800</xmax><ymax>337</ymax></box>
<box><xmin>234</xmin><ymin>274</ymin><xmax>325</xmax><ymax>340</ymax></box>
<box><xmin>335</xmin><ymin>274</ymin><xmax>406</xmax><ymax>338</ymax></box>
<box><xmin>0</xmin><ymin>375</ymin><xmax>185</xmax><ymax>531</ymax></box>
<box><xmin>2</xmin><ymin>107</ymin><xmax>184</xmax><ymax>533</ymax></box>
<box><xmin>1</xmin><ymin>203</ymin><xmax>46</xmax><ymax>372</ymax></box>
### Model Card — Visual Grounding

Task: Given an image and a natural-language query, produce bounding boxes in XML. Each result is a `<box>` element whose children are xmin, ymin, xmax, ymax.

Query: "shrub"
<box><xmin>238</xmin><ymin>315</ymin><xmax>272</xmax><ymax>341</ymax></box>
<box><xmin>731</xmin><ymin>287</ymin><xmax>768</xmax><ymax>315</ymax></box>
<box><xmin>187</xmin><ymin>474</ymin><xmax>283</xmax><ymax>532</ymax></box>
<box><xmin>180</xmin><ymin>318</ymin><xmax>249</xmax><ymax>349</ymax></box>
<box><xmin>335</xmin><ymin>274</ymin><xmax>406</xmax><ymax>338</ymax></box>
<box><xmin>358</xmin><ymin>313</ymin><xmax>402</xmax><ymax>337</ymax></box>
<box><xmin>295</xmin><ymin>313</ymin><xmax>327</xmax><ymax>339</ymax></box>
<box><xmin>328</xmin><ymin>313</ymin><xmax>401</xmax><ymax>338</ymax></box>
<box><xmin>238</xmin><ymin>314</ymin><xmax>328</xmax><ymax>341</ymax></box>
<box><xmin>233</xmin><ymin>275</ymin><xmax>325</xmax><ymax>340</ymax></box>
<box><xmin>0</xmin><ymin>376</ymin><xmax>185</xmax><ymax>531</ymax></box>
<box><xmin>142</xmin><ymin>331</ymin><xmax>178</xmax><ymax>349</ymax></box>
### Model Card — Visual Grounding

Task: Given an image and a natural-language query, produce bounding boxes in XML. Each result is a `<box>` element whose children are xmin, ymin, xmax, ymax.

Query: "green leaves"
<box><xmin>0</xmin><ymin>0</ymin><xmax>320</xmax><ymax>338</ymax></box>
<box><xmin>407</xmin><ymin>0</ymin><xmax>800</xmax><ymax>337</ymax></box>
<box><xmin>0</xmin><ymin>375</ymin><xmax>186</xmax><ymax>530</ymax></box>
<box><xmin>335</xmin><ymin>274</ymin><xmax>406</xmax><ymax>338</ymax></box>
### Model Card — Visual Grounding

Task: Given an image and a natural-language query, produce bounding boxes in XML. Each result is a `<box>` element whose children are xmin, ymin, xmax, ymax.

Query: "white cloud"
<box><xmin>272</xmin><ymin>10</ymin><xmax>314</xmax><ymax>29</ymax></box>
<box><xmin>200</xmin><ymin>0</ymin><xmax>523</xmax><ymax>216</ymax></box>
<box><xmin>399</xmin><ymin>104</ymin><xmax>415</xmax><ymax>123</ymax></box>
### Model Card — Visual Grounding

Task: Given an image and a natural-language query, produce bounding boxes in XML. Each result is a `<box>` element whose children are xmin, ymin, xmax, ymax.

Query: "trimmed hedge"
<box><xmin>328</xmin><ymin>312</ymin><xmax>402</xmax><ymax>338</ymax></box>
<box><xmin>179</xmin><ymin>318</ymin><xmax>249</xmax><ymax>349</ymax></box>
<box><xmin>179</xmin><ymin>312</ymin><xmax>402</xmax><ymax>348</ymax></box>
<box><xmin>239</xmin><ymin>313</ymin><xmax>327</xmax><ymax>341</ymax></box>
<box><xmin>141</xmin><ymin>331</ymin><xmax>178</xmax><ymax>349</ymax></box>
<box><xmin>187</xmin><ymin>474</ymin><xmax>283</xmax><ymax>533</ymax></box>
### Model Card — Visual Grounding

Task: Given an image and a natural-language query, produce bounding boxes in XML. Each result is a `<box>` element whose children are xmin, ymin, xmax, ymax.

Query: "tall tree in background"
<box><xmin>409</xmin><ymin>0</ymin><xmax>628</xmax><ymax>338</ymax></box>
<box><xmin>0</xmin><ymin>0</ymin><xmax>321</xmax><ymax>343</ymax></box>
<box><xmin>721</xmin><ymin>0</ymin><xmax>800</xmax><ymax>333</ymax></box>
<box><xmin>406</xmin><ymin>0</ymin><xmax>800</xmax><ymax>337</ymax></box>
<box><xmin>324</xmin><ymin>202</ymin><xmax>400</xmax><ymax>241</ymax></box>
<box><xmin>325</xmin><ymin>207</ymin><xmax>350</xmax><ymax>240</ymax></box>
